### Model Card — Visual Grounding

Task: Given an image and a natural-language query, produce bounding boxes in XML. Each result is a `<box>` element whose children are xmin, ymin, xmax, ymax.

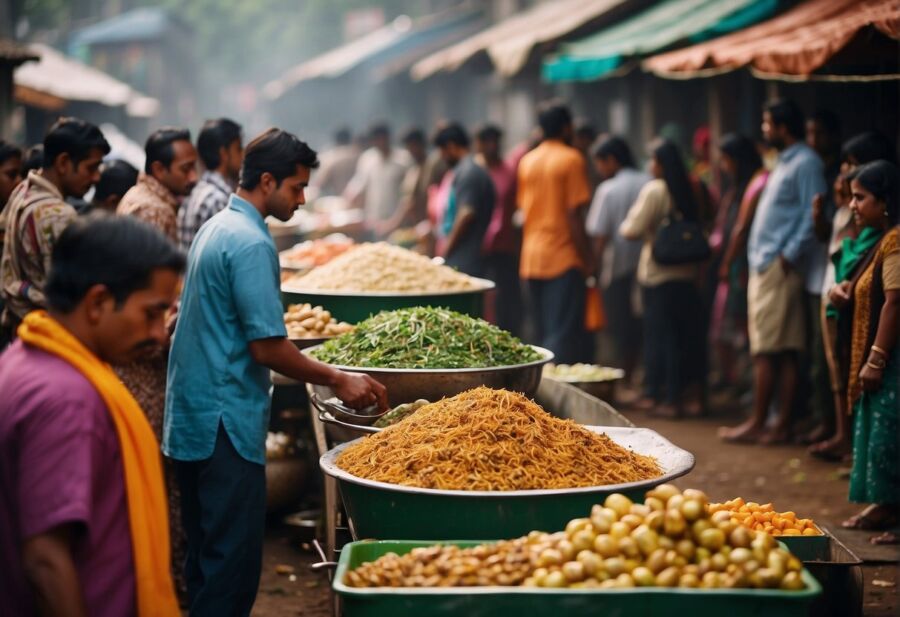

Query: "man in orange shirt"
<box><xmin>517</xmin><ymin>102</ymin><xmax>594</xmax><ymax>363</ymax></box>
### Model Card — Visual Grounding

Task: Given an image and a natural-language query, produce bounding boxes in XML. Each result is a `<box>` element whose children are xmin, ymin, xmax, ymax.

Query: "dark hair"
<box><xmin>402</xmin><ymin>128</ymin><xmax>426</xmax><ymax>146</ymax></box>
<box><xmin>334</xmin><ymin>127</ymin><xmax>352</xmax><ymax>145</ymax></box>
<box><xmin>764</xmin><ymin>99</ymin><xmax>805</xmax><ymax>140</ymax></box>
<box><xmin>810</xmin><ymin>109</ymin><xmax>841</xmax><ymax>137</ymax></box>
<box><xmin>239</xmin><ymin>128</ymin><xmax>319</xmax><ymax>190</ymax></box>
<box><xmin>476</xmin><ymin>124</ymin><xmax>502</xmax><ymax>143</ymax></box>
<box><xmin>538</xmin><ymin>101</ymin><xmax>572</xmax><ymax>140</ymax></box>
<box><xmin>851</xmin><ymin>160</ymin><xmax>900</xmax><ymax>224</ymax></box>
<box><xmin>719</xmin><ymin>133</ymin><xmax>763</xmax><ymax>190</ymax></box>
<box><xmin>46</xmin><ymin>213</ymin><xmax>185</xmax><ymax>313</ymax></box>
<box><xmin>842</xmin><ymin>131</ymin><xmax>896</xmax><ymax>166</ymax></box>
<box><xmin>592</xmin><ymin>135</ymin><xmax>635</xmax><ymax>168</ymax></box>
<box><xmin>369</xmin><ymin>123</ymin><xmax>390</xmax><ymax>141</ymax></box>
<box><xmin>144</xmin><ymin>127</ymin><xmax>191</xmax><ymax>174</ymax></box>
<box><xmin>43</xmin><ymin>117</ymin><xmax>110</xmax><ymax>168</ymax></box>
<box><xmin>575</xmin><ymin>124</ymin><xmax>597</xmax><ymax>142</ymax></box>
<box><xmin>0</xmin><ymin>140</ymin><xmax>22</xmax><ymax>165</ymax></box>
<box><xmin>94</xmin><ymin>159</ymin><xmax>139</xmax><ymax>201</ymax></box>
<box><xmin>197</xmin><ymin>118</ymin><xmax>242</xmax><ymax>170</ymax></box>
<box><xmin>433</xmin><ymin>123</ymin><xmax>470</xmax><ymax>149</ymax></box>
<box><xmin>22</xmin><ymin>144</ymin><xmax>43</xmax><ymax>175</ymax></box>
<box><xmin>652</xmin><ymin>139</ymin><xmax>699</xmax><ymax>220</ymax></box>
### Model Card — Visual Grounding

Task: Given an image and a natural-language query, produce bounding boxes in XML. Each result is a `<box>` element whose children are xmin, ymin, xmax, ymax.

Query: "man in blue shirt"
<box><xmin>164</xmin><ymin>128</ymin><xmax>386</xmax><ymax>616</ymax></box>
<box><xmin>720</xmin><ymin>99</ymin><xmax>826</xmax><ymax>446</ymax></box>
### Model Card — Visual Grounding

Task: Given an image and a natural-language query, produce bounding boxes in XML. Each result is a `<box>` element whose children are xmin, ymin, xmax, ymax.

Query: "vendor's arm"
<box><xmin>232</xmin><ymin>242</ymin><xmax>387</xmax><ymax>410</ymax></box>
<box><xmin>248</xmin><ymin>338</ymin><xmax>386</xmax><ymax>409</ymax></box>
<box><xmin>22</xmin><ymin>525</ymin><xmax>87</xmax><ymax>617</ymax></box>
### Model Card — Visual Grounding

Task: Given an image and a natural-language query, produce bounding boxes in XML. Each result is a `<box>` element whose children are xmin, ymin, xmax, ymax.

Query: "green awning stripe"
<box><xmin>542</xmin><ymin>0</ymin><xmax>779</xmax><ymax>82</ymax></box>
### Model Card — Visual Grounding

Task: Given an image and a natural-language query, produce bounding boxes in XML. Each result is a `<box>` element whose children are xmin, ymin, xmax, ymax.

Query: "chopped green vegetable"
<box><xmin>311</xmin><ymin>307</ymin><xmax>542</xmax><ymax>369</ymax></box>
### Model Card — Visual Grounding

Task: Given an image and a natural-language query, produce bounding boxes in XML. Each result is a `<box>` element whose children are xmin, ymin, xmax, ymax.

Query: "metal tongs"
<box><xmin>310</xmin><ymin>393</ymin><xmax>386</xmax><ymax>428</ymax></box>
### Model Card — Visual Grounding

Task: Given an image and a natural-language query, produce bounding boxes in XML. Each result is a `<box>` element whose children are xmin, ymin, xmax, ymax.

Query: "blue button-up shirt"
<box><xmin>748</xmin><ymin>142</ymin><xmax>826</xmax><ymax>274</ymax></box>
<box><xmin>164</xmin><ymin>194</ymin><xmax>287</xmax><ymax>465</ymax></box>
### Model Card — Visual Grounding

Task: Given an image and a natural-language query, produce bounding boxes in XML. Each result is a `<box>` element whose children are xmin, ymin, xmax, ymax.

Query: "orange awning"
<box><xmin>644</xmin><ymin>0</ymin><xmax>900</xmax><ymax>78</ymax></box>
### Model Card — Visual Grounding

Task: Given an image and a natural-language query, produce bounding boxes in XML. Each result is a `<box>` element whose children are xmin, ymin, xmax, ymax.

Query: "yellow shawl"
<box><xmin>18</xmin><ymin>311</ymin><xmax>179</xmax><ymax>616</ymax></box>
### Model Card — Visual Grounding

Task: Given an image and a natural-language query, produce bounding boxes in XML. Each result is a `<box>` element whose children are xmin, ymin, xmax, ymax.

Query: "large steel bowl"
<box><xmin>320</xmin><ymin>426</ymin><xmax>694</xmax><ymax>540</ymax></box>
<box><xmin>304</xmin><ymin>345</ymin><xmax>553</xmax><ymax>405</ymax></box>
<box><xmin>280</xmin><ymin>277</ymin><xmax>495</xmax><ymax>322</ymax></box>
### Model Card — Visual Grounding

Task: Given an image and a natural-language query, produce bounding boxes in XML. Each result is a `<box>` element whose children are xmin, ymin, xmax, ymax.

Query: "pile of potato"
<box><xmin>708</xmin><ymin>498</ymin><xmax>822</xmax><ymax>536</ymax></box>
<box><xmin>284</xmin><ymin>303</ymin><xmax>354</xmax><ymax>339</ymax></box>
<box><xmin>344</xmin><ymin>485</ymin><xmax>807</xmax><ymax>591</ymax></box>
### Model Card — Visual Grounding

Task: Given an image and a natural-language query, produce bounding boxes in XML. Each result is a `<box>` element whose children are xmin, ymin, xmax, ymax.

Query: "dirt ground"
<box><xmin>251</xmin><ymin>398</ymin><xmax>899</xmax><ymax>617</ymax></box>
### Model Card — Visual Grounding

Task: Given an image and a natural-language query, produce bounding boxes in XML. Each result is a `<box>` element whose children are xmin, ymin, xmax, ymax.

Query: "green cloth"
<box><xmin>826</xmin><ymin>226</ymin><xmax>883</xmax><ymax>319</ymax></box>
<box><xmin>849</xmin><ymin>350</ymin><xmax>900</xmax><ymax>505</ymax></box>
<box><xmin>541</xmin><ymin>0</ymin><xmax>778</xmax><ymax>83</ymax></box>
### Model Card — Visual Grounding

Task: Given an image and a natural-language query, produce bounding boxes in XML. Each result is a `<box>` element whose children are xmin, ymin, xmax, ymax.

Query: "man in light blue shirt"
<box><xmin>164</xmin><ymin>128</ymin><xmax>386</xmax><ymax>616</ymax></box>
<box><xmin>721</xmin><ymin>99</ymin><xmax>826</xmax><ymax>447</ymax></box>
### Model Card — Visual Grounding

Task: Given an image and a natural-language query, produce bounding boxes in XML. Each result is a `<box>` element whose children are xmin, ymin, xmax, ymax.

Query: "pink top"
<box><xmin>482</xmin><ymin>160</ymin><xmax>519</xmax><ymax>255</ymax></box>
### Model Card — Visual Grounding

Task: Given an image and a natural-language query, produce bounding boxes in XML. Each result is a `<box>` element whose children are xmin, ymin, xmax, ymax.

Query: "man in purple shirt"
<box><xmin>0</xmin><ymin>214</ymin><xmax>184</xmax><ymax>617</ymax></box>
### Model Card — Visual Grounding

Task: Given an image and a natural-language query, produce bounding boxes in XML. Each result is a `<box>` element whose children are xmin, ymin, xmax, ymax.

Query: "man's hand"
<box><xmin>333</xmin><ymin>371</ymin><xmax>388</xmax><ymax>411</ymax></box>
<box><xmin>778</xmin><ymin>254</ymin><xmax>793</xmax><ymax>274</ymax></box>
<box><xmin>828</xmin><ymin>281</ymin><xmax>852</xmax><ymax>309</ymax></box>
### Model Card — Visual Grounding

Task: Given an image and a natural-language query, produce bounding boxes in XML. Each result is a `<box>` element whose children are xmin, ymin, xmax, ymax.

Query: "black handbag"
<box><xmin>652</xmin><ymin>211</ymin><xmax>710</xmax><ymax>265</ymax></box>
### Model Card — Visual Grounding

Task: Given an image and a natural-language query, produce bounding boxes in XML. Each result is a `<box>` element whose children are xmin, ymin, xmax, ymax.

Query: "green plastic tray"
<box><xmin>320</xmin><ymin>427</ymin><xmax>694</xmax><ymax>540</ymax></box>
<box><xmin>280</xmin><ymin>279</ymin><xmax>491</xmax><ymax>323</ymax></box>
<box><xmin>334</xmin><ymin>540</ymin><xmax>822</xmax><ymax>617</ymax></box>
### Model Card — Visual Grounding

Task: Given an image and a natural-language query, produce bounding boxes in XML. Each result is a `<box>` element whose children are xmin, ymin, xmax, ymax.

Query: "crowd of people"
<box><xmin>0</xmin><ymin>94</ymin><xmax>897</xmax><ymax>616</ymax></box>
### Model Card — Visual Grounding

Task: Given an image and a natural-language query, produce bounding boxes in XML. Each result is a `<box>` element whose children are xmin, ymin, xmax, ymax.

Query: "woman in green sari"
<box><xmin>829</xmin><ymin>160</ymin><xmax>900</xmax><ymax>544</ymax></box>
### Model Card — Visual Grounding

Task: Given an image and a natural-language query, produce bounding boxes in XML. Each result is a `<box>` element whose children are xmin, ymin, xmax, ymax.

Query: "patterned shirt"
<box><xmin>0</xmin><ymin>171</ymin><xmax>76</xmax><ymax>326</ymax></box>
<box><xmin>116</xmin><ymin>173</ymin><xmax>179</xmax><ymax>242</ymax></box>
<box><xmin>177</xmin><ymin>170</ymin><xmax>233</xmax><ymax>252</ymax></box>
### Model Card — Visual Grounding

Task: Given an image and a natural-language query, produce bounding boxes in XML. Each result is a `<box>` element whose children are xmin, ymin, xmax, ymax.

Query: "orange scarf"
<box><xmin>18</xmin><ymin>311</ymin><xmax>179</xmax><ymax>616</ymax></box>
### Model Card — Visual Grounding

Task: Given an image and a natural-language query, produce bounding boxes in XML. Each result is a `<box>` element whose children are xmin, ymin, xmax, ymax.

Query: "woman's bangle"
<box><xmin>870</xmin><ymin>344</ymin><xmax>888</xmax><ymax>357</ymax></box>
<box><xmin>866</xmin><ymin>360</ymin><xmax>886</xmax><ymax>371</ymax></box>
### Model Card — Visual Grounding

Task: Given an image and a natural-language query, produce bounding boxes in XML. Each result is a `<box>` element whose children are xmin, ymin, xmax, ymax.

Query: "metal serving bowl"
<box><xmin>319</xmin><ymin>426</ymin><xmax>694</xmax><ymax>541</ymax></box>
<box><xmin>304</xmin><ymin>345</ymin><xmax>553</xmax><ymax>406</ymax></box>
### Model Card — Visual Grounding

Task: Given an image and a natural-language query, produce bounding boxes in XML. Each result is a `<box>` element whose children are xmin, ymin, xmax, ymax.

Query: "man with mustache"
<box><xmin>1</xmin><ymin>118</ymin><xmax>109</xmax><ymax>345</ymax></box>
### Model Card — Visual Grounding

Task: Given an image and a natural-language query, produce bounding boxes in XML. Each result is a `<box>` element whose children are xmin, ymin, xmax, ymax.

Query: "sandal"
<box><xmin>870</xmin><ymin>531</ymin><xmax>900</xmax><ymax>545</ymax></box>
<box><xmin>842</xmin><ymin>505</ymin><xmax>900</xmax><ymax>530</ymax></box>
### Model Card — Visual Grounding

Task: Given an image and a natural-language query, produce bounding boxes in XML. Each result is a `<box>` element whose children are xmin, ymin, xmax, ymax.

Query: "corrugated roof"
<box><xmin>644</xmin><ymin>0</ymin><xmax>900</xmax><ymax>77</ymax></box>
<box><xmin>15</xmin><ymin>44</ymin><xmax>159</xmax><ymax>117</ymax></box>
<box><xmin>411</xmin><ymin>0</ymin><xmax>627</xmax><ymax>80</ymax></box>
<box><xmin>543</xmin><ymin>0</ymin><xmax>779</xmax><ymax>82</ymax></box>
<box><xmin>264</xmin><ymin>7</ymin><xmax>484</xmax><ymax>100</ymax></box>
<box><xmin>70</xmin><ymin>7</ymin><xmax>182</xmax><ymax>47</ymax></box>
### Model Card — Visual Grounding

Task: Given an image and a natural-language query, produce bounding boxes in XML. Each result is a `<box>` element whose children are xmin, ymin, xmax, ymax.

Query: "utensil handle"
<box><xmin>317</xmin><ymin>409</ymin><xmax>341</xmax><ymax>427</ymax></box>
<box><xmin>310</xmin><ymin>538</ymin><xmax>338</xmax><ymax>571</ymax></box>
